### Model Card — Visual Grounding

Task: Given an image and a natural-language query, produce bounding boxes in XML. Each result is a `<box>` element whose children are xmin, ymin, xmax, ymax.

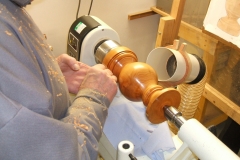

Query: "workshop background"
<box><xmin>26</xmin><ymin>0</ymin><xmax>240</xmax><ymax>158</ymax></box>
<box><xmin>26</xmin><ymin>0</ymin><xmax>160</xmax><ymax>62</ymax></box>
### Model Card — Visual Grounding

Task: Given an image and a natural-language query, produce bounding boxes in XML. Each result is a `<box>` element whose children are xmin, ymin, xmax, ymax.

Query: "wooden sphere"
<box><xmin>118</xmin><ymin>62</ymin><xmax>158</xmax><ymax>101</ymax></box>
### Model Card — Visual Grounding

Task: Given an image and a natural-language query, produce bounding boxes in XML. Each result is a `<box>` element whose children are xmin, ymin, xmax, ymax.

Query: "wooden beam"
<box><xmin>194</xmin><ymin>48</ymin><xmax>221</xmax><ymax>122</ymax></box>
<box><xmin>152</xmin><ymin>0</ymin><xmax>186</xmax><ymax>47</ymax></box>
<box><xmin>151</xmin><ymin>7</ymin><xmax>234</xmax><ymax>55</ymax></box>
<box><xmin>194</xmin><ymin>96</ymin><xmax>208</xmax><ymax>122</ymax></box>
<box><xmin>169</xmin><ymin>0</ymin><xmax>186</xmax><ymax>41</ymax></box>
<box><xmin>152</xmin><ymin>0</ymin><xmax>187</xmax><ymax>46</ymax></box>
<box><xmin>151</xmin><ymin>6</ymin><xmax>219</xmax><ymax>52</ymax></box>
<box><xmin>203</xmin><ymin>29</ymin><xmax>240</xmax><ymax>52</ymax></box>
<box><xmin>128</xmin><ymin>10</ymin><xmax>157</xmax><ymax>20</ymax></box>
<box><xmin>178</xmin><ymin>21</ymin><xmax>219</xmax><ymax>55</ymax></box>
<box><xmin>203</xmin><ymin>83</ymin><xmax>240</xmax><ymax>125</ymax></box>
<box><xmin>155</xmin><ymin>16</ymin><xmax>175</xmax><ymax>47</ymax></box>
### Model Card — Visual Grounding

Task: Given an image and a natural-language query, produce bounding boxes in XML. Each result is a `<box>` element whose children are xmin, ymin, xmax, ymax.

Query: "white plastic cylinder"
<box><xmin>117</xmin><ymin>140</ymin><xmax>134</xmax><ymax>160</ymax></box>
<box><xmin>178</xmin><ymin>119</ymin><xmax>240</xmax><ymax>160</ymax></box>
<box><xmin>146</xmin><ymin>47</ymin><xmax>203</xmax><ymax>84</ymax></box>
<box><xmin>146</xmin><ymin>47</ymin><xmax>187</xmax><ymax>82</ymax></box>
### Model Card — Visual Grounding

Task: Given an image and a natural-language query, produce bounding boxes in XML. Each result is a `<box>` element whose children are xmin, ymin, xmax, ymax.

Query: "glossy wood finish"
<box><xmin>146</xmin><ymin>88</ymin><xmax>181</xmax><ymax>124</ymax></box>
<box><xmin>119</xmin><ymin>62</ymin><xmax>158</xmax><ymax>101</ymax></box>
<box><xmin>103</xmin><ymin>46</ymin><xmax>181</xmax><ymax>124</ymax></box>
<box><xmin>102</xmin><ymin>46</ymin><xmax>138</xmax><ymax>79</ymax></box>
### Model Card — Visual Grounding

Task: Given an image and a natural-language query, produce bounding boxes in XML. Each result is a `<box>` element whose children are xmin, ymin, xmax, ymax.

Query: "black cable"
<box><xmin>76</xmin><ymin>0</ymin><xmax>81</xmax><ymax>19</ymax></box>
<box><xmin>129</xmin><ymin>153</ymin><xmax>138</xmax><ymax>160</ymax></box>
<box><xmin>88</xmin><ymin>0</ymin><xmax>93</xmax><ymax>15</ymax></box>
<box><xmin>76</xmin><ymin>0</ymin><xmax>93</xmax><ymax>19</ymax></box>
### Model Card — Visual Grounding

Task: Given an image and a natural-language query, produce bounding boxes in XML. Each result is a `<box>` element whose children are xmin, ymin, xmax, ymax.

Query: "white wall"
<box><xmin>26</xmin><ymin>0</ymin><xmax>160</xmax><ymax>62</ymax></box>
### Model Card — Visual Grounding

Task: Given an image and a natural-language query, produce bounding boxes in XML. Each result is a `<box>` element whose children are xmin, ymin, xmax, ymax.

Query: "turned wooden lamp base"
<box><xmin>145</xmin><ymin>88</ymin><xmax>181</xmax><ymax>124</ymax></box>
<box><xmin>100</xmin><ymin>41</ymin><xmax>181</xmax><ymax>124</ymax></box>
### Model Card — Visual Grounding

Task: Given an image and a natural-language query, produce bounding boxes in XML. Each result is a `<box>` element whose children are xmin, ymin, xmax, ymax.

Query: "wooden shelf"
<box><xmin>128</xmin><ymin>9</ymin><xmax>157</xmax><ymax>20</ymax></box>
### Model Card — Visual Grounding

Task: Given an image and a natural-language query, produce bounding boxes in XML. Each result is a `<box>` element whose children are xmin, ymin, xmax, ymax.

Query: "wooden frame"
<box><xmin>128</xmin><ymin>0</ymin><xmax>240</xmax><ymax>126</ymax></box>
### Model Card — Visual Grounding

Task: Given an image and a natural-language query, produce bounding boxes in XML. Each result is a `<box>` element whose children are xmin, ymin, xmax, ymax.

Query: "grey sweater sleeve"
<box><xmin>62</xmin><ymin>89</ymin><xmax>110</xmax><ymax>160</ymax></box>
<box><xmin>0</xmin><ymin>88</ymin><xmax>110</xmax><ymax>160</ymax></box>
<box><xmin>0</xmin><ymin>2</ymin><xmax>111</xmax><ymax>159</ymax></box>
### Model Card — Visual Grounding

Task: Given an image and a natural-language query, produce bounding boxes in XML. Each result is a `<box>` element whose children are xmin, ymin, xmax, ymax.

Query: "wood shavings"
<box><xmin>80</xmin><ymin>140</ymin><xmax>86</xmax><ymax>148</ymax></box>
<box><xmin>18</xmin><ymin>26</ymin><xmax>22</xmax><ymax>32</ymax></box>
<box><xmin>5</xmin><ymin>30</ymin><xmax>12</xmax><ymax>36</ymax></box>
<box><xmin>43</xmin><ymin>34</ymin><xmax>47</xmax><ymax>39</ymax></box>
<box><xmin>73</xmin><ymin>118</ymin><xmax>89</xmax><ymax>131</ymax></box>
<box><xmin>40</xmin><ymin>43</ymin><xmax>45</xmax><ymax>47</ymax></box>
<box><xmin>57</xmin><ymin>76</ymin><xmax>65</xmax><ymax>84</ymax></box>
<box><xmin>91</xmin><ymin>90</ymin><xmax>108</xmax><ymax>97</ymax></box>
<box><xmin>56</xmin><ymin>93</ymin><xmax>62</xmax><ymax>97</ymax></box>
<box><xmin>48</xmin><ymin>66</ymin><xmax>59</xmax><ymax>77</ymax></box>
<box><xmin>85</xmin><ymin>109</ymin><xmax>102</xmax><ymax>129</ymax></box>
<box><xmin>79</xmin><ymin>124</ymin><xmax>89</xmax><ymax>131</ymax></box>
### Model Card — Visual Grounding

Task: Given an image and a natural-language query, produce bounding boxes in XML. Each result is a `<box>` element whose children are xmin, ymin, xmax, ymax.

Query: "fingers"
<box><xmin>57</xmin><ymin>54</ymin><xmax>80</xmax><ymax>71</ymax></box>
<box><xmin>93</xmin><ymin>64</ymin><xmax>116</xmax><ymax>81</ymax></box>
<box><xmin>65</xmin><ymin>55</ymin><xmax>80</xmax><ymax>71</ymax></box>
<box><xmin>92</xmin><ymin>64</ymin><xmax>107</xmax><ymax>70</ymax></box>
<box><xmin>80</xmin><ymin>64</ymin><xmax>118</xmax><ymax>102</ymax></box>
<box><xmin>78</xmin><ymin>62</ymin><xmax>91</xmax><ymax>70</ymax></box>
<box><xmin>110</xmin><ymin>74</ymin><xmax>117</xmax><ymax>82</ymax></box>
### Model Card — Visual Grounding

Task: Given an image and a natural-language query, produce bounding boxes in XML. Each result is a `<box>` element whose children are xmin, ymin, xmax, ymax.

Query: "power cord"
<box><xmin>76</xmin><ymin>0</ymin><xmax>81</xmax><ymax>19</ymax></box>
<box><xmin>88</xmin><ymin>0</ymin><xmax>93</xmax><ymax>15</ymax></box>
<box><xmin>76</xmin><ymin>0</ymin><xmax>94</xmax><ymax>19</ymax></box>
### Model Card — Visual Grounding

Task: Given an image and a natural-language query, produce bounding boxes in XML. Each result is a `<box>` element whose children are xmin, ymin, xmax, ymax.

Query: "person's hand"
<box><xmin>56</xmin><ymin>54</ymin><xmax>90</xmax><ymax>94</ymax></box>
<box><xmin>80</xmin><ymin>64</ymin><xmax>118</xmax><ymax>102</ymax></box>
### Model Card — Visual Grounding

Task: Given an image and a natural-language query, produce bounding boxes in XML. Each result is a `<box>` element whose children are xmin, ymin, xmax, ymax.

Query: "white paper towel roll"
<box><xmin>117</xmin><ymin>140</ymin><xmax>134</xmax><ymax>160</ymax></box>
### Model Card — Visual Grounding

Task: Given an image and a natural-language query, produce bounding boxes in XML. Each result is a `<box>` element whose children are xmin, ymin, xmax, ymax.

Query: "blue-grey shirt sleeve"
<box><xmin>0</xmin><ymin>88</ymin><xmax>110</xmax><ymax>160</ymax></box>
<box><xmin>62</xmin><ymin>88</ymin><xmax>110</xmax><ymax>160</ymax></box>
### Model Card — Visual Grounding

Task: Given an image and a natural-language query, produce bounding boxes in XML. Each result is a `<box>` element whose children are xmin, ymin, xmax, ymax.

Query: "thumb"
<box><xmin>61</xmin><ymin>54</ymin><xmax>80</xmax><ymax>70</ymax></box>
<box><xmin>72</xmin><ymin>63</ymin><xmax>80</xmax><ymax>71</ymax></box>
